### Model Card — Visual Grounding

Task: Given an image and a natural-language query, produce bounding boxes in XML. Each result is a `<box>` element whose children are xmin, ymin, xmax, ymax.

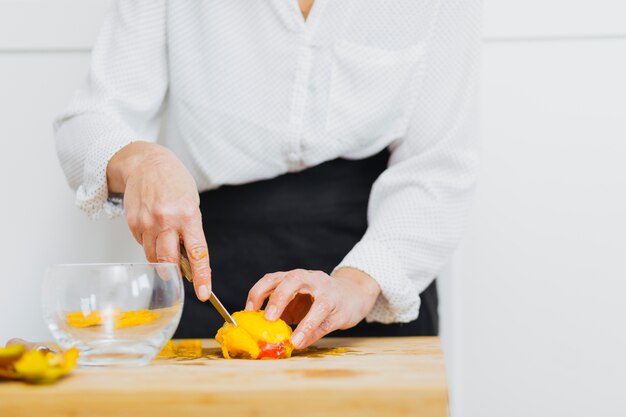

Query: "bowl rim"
<box><xmin>48</xmin><ymin>262</ymin><xmax>179</xmax><ymax>268</ymax></box>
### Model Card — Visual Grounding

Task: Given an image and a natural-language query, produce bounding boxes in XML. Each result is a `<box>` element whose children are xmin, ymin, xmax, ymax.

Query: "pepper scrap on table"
<box><xmin>0</xmin><ymin>344</ymin><xmax>78</xmax><ymax>384</ymax></box>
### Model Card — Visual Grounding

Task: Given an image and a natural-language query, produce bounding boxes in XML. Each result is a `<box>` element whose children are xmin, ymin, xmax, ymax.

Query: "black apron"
<box><xmin>174</xmin><ymin>150</ymin><xmax>438</xmax><ymax>338</ymax></box>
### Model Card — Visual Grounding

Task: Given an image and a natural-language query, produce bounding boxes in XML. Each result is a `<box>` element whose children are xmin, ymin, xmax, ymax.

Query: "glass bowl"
<box><xmin>42</xmin><ymin>263</ymin><xmax>184</xmax><ymax>367</ymax></box>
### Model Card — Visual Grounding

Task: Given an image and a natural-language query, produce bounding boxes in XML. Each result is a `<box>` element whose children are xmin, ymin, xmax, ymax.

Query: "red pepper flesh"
<box><xmin>257</xmin><ymin>341</ymin><xmax>288</xmax><ymax>359</ymax></box>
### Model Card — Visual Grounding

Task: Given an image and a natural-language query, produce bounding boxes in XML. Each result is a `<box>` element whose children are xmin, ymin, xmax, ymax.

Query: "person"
<box><xmin>54</xmin><ymin>0</ymin><xmax>480</xmax><ymax>349</ymax></box>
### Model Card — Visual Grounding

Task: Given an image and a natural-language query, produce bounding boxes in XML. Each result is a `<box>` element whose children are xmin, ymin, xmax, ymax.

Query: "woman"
<box><xmin>55</xmin><ymin>0</ymin><xmax>480</xmax><ymax>349</ymax></box>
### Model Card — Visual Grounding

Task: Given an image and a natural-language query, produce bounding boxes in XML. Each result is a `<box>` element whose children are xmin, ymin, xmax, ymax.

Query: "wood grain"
<box><xmin>0</xmin><ymin>337</ymin><xmax>448</xmax><ymax>417</ymax></box>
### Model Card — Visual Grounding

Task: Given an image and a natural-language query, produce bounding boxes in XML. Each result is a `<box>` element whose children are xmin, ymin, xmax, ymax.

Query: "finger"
<box><xmin>142</xmin><ymin>233</ymin><xmax>157</xmax><ymax>263</ymax></box>
<box><xmin>124</xmin><ymin>196</ymin><xmax>142</xmax><ymax>244</ymax></box>
<box><xmin>6</xmin><ymin>338</ymin><xmax>55</xmax><ymax>353</ymax></box>
<box><xmin>264</xmin><ymin>271</ymin><xmax>310</xmax><ymax>321</ymax></box>
<box><xmin>154</xmin><ymin>230</ymin><xmax>180</xmax><ymax>281</ymax></box>
<box><xmin>291</xmin><ymin>297</ymin><xmax>336</xmax><ymax>349</ymax></box>
<box><xmin>126</xmin><ymin>214</ymin><xmax>142</xmax><ymax>244</ymax></box>
<box><xmin>246</xmin><ymin>272</ymin><xmax>286</xmax><ymax>312</ymax></box>
<box><xmin>181</xmin><ymin>212</ymin><xmax>212</xmax><ymax>301</ymax></box>
<box><xmin>305</xmin><ymin>313</ymin><xmax>342</xmax><ymax>348</ymax></box>
<box><xmin>155</xmin><ymin>229</ymin><xmax>180</xmax><ymax>264</ymax></box>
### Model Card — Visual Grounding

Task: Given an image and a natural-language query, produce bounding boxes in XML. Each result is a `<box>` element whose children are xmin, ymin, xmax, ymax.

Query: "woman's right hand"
<box><xmin>106</xmin><ymin>141</ymin><xmax>212</xmax><ymax>301</ymax></box>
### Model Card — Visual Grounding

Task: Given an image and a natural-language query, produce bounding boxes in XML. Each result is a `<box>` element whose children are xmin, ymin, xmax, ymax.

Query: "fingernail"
<box><xmin>265</xmin><ymin>305</ymin><xmax>278</xmax><ymax>321</ymax></box>
<box><xmin>291</xmin><ymin>332</ymin><xmax>304</xmax><ymax>349</ymax></box>
<box><xmin>245</xmin><ymin>301</ymin><xmax>253</xmax><ymax>311</ymax></box>
<box><xmin>197</xmin><ymin>285</ymin><xmax>210</xmax><ymax>301</ymax></box>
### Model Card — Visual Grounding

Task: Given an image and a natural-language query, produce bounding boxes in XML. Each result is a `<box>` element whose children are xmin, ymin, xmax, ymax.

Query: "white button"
<box><xmin>287</xmin><ymin>152</ymin><xmax>305</xmax><ymax>172</ymax></box>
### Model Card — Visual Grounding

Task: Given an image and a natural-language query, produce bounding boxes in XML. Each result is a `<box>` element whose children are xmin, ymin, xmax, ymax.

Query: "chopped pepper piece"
<box><xmin>0</xmin><ymin>346</ymin><xmax>78</xmax><ymax>384</ymax></box>
<box><xmin>157</xmin><ymin>340</ymin><xmax>177</xmax><ymax>357</ymax></box>
<box><xmin>67</xmin><ymin>309</ymin><xmax>160</xmax><ymax>329</ymax></box>
<box><xmin>176</xmin><ymin>339</ymin><xmax>203</xmax><ymax>358</ymax></box>
<box><xmin>157</xmin><ymin>340</ymin><xmax>203</xmax><ymax>359</ymax></box>
<box><xmin>0</xmin><ymin>344</ymin><xmax>26</xmax><ymax>366</ymax></box>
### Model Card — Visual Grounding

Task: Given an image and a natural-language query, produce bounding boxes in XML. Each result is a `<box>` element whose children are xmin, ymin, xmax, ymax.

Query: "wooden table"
<box><xmin>0</xmin><ymin>337</ymin><xmax>448</xmax><ymax>417</ymax></box>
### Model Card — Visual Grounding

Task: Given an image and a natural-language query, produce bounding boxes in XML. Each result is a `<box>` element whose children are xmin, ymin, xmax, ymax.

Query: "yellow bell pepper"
<box><xmin>215</xmin><ymin>311</ymin><xmax>294</xmax><ymax>360</ymax></box>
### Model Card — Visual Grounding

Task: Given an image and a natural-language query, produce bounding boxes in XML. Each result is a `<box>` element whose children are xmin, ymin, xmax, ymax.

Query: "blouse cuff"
<box><xmin>333</xmin><ymin>239</ymin><xmax>421</xmax><ymax>324</ymax></box>
<box><xmin>59</xmin><ymin>114</ymin><xmax>138</xmax><ymax>220</ymax></box>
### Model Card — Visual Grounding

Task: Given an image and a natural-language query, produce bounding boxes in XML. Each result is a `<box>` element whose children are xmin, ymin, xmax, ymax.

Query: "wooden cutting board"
<box><xmin>0</xmin><ymin>337</ymin><xmax>447</xmax><ymax>417</ymax></box>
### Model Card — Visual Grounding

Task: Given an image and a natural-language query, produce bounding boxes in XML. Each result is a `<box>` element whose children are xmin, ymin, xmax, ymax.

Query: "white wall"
<box><xmin>0</xmin><ymin>0</ymin><xmax>142</xmax><ymax>343</ymax></box>
<box><xmin>457</xmin><ymin>40</ymin><xmax>626</xmax><ymax>417</ymax></box>
<box><xmin>0</xmin><ymin>1</ymin><xmax>625</xmax><ymax>416</ymax></box>
<box><xmin>455</xmin><ymin>2</ymin><xmax>626</xmax><ymax>417</ymax></box>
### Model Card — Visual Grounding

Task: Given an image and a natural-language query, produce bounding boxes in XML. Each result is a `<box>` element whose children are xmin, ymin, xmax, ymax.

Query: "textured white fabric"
<box><xmin>54</xmin><ymin>0</ymin><xmax>481</xmax><ymax>324</ymax></box>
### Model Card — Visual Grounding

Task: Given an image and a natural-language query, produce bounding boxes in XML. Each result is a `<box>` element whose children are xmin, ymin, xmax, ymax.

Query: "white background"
<box><xmin>1</xmin><ymin>1</ymin><xmax>625</xmax><ymax>416</ymax></box>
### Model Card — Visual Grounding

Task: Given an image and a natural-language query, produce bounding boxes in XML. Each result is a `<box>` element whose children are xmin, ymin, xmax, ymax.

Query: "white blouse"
<box><xmin>54</xmin><ymin>0</ymin><xmax>481</xmax><ymax>324</ymax></box>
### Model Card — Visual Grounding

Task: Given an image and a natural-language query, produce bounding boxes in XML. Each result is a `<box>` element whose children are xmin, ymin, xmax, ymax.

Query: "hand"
<box><xmin>5</xmin><ymin>338</ymin><xmax>55</xmax><ymax>353</ymax></box>
<box><xmin>246</xmin><ymin>267</ymin><xmax>381</xmax><ymax>349</ymax></box>
<box><xmin>107</xmin><ymin>141</ymin><xmax>212</xmax><ymax>301</ymax></box>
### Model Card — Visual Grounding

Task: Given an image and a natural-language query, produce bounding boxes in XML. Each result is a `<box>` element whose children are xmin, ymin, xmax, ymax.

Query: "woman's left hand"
<box><xmin>246</xmin><ymin>268</ymin><xmax>381</xmax><ymax>349</ymax></box>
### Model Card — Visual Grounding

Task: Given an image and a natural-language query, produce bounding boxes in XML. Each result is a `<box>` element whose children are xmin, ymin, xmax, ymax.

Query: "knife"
<box><xmin>179</xmin><ymin>244</ymin><xmax>238</xmax><ymax>326</ymax></box>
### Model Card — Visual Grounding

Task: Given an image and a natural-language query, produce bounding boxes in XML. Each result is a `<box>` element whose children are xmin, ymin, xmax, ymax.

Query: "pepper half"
<box><xmin>215</xmin><ymin>311</ymin><xmax>294</xmax><ymax>359</ymax></box>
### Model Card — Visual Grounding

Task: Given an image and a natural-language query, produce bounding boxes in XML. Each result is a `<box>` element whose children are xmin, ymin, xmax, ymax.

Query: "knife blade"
<box><xmin>179</xmin><ymin>244</ymin><xmax>238</xmax><ymax>326</ymax></box>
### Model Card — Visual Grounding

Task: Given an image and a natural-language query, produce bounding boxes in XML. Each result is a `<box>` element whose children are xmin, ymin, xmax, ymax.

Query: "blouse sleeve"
<box><xmin>54</xmin><ymin>0</ymin><xmax>168</xmax><ymax>219</ymax></box>
<box><xmin>334</xmin><ymin>0</ymin><xmax>482</xmax><ymax>323</ymax></box>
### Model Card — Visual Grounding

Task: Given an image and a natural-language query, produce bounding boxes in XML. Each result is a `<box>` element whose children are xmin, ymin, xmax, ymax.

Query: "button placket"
<box><xmin>283</xmin><ymin>0</ymin><xmax>329</xmax><ymax>172</ymax></box>
<box><xmin>286</xmin><ymin>35</ymin><xmax>315</xmax><ymax>172</ymax></box>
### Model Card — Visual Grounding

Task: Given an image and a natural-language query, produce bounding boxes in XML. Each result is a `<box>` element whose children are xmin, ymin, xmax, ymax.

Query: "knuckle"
<box><xmin>153</xmin><ymin>204</ymin><xmax>197</xmax><ymax>224</ymax></box>
<box><xmin>319</xmin><ymin>318</ymin><xmax>333</xmax><ymax>333</ymax></box>
<box><xmin>140</xmin><ymin>212</ymin><xmax>156</xmax><ymax>230</ymax></box>
<box><xmin>180</xmin><ymin>206</ymin><xmax>197</xmax><ymax>220</ymax></box>
<box><xmin>316</xmin><ymin>302</ymin><xmax>332</xmax><ymax>315</ymax></box>
<box><xmin>270</xmin><ymin>290</ymin><xmax>289</xmax><ymax>305</ymax></box>
<box><xmin>265</xmin><ymin>272</ymin><xmax>285</xmax><ymax>282</ymax></box>
<box><xmin>314</xmin><ymin>298</ymin><xmax>335</xmax><ymax>315</ymax></box>
<box><xmin>248</xmin><ymin>287</ymin><xmax>261</xmax><ymax>300</ymax></box>
<box><xmin>156</xmin><ymin>256</ymin><xmax>178</xmax><ymax>264</ymax></box>
<box><xmin>188</xmin><ymin>245</ymin><xmax>209</xmax><ymax>261</ymax></box>
<box><xmin>284</xmin><ymin>270</ymin><xmax>304</xmax><ymax>283</ymax></box>
<box><xmin>299</xmin><ymin>320</ymin><xmax>316</xmax><ymax>334</ymax></box>
<box><xmin>261</xmin><ymin>273</ymin><xmax>276</xmax><ymax>282</ymax></box>
<box><xmin>151</xmin><ymin>205</ymin><xmax>171</xmax><ymax>223</ymax></box>
<box><xmin>318</xmin><ymin>272</ymin><xmax>332</xmax><ymax>283</ymax></box>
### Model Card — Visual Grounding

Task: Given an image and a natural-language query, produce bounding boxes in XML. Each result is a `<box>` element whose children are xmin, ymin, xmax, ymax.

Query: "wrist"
<box><xmin>332</xmin><ymin>267</ymin><xmax>381</xmax><ymax>300</ymax></box>
<box><xmin>106</xmin><ymin>141</ymin><xmax>168</xmax><ymax>193</ymax></box>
